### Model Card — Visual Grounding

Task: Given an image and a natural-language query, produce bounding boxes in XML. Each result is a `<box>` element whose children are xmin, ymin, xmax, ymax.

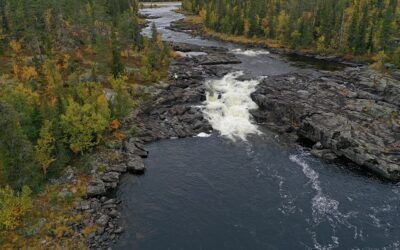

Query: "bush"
<box><xmin>109</xmin><ymin>76</ymin><xmax>134</xmax><ymax>120</ymax></box>
<box><xmin>61</xmin><ymin>97</ymin><xmax>110</xmax><ymax>154</ymax></box>
<box><xmin>0</xmin><ymin>186</ymin><xmax>33</xmax><ymax>230</ymax></box>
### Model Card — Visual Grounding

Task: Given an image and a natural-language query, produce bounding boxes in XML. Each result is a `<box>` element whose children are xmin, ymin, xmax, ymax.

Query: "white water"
<box><xmin>203</xmin><ymin>71</ymin><xmax>261</xmax><ymax>141</ymax></box>
<box><xmin>196</xmin><ymin>132</ymin><xmax>212</xmax><ymax>138</ymax></box>
<box><xmin>289</xmin><ymin>154</ymin><xmax>366</xmax><ymax>250</ymax></box>
<box><xmin>231</xmin><ymin>48</ymin><xmax>270</xmax><ymax>57</ymax></box>
<box><xmin>176</xmin><ymin>51</ymin><xmax>207</xmax><ymax>58</ymax></box>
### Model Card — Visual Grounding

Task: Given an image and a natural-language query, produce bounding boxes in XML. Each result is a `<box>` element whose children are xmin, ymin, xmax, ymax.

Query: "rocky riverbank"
<box><xmin>77</xmin><ymin>42</ymin><xmax>241</xmax><ymax>250</ymax></box>
<box><xmin>169</xmin><ymin>16</ymin><xmax>400</xmax><ymax>77</ymax></box>
<box><xmin>78</xmin><ymin>11</ymin><xmax>399</xmax><ymax>249</ymax></box>
<box><xmin>169</xmin><ymin>15</ymin><xmax>400</xmax><ymax>181</ymax></box>
<box><xmin>251</xmin><ymin>68</ymin><xmax>400</xmax><ymax>181</ymax></box>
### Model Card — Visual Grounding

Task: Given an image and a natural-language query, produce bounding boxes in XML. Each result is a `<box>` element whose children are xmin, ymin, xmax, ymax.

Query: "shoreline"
<box><xmin>80</xmin><ymin>5</ymin><xmax>399</xmax><ymax>249</ymax></box>
<box><xmin>167</xmin><ymin>16</ymin><xmax>400</xmax><ymax>182</ymax></box>
<box><xmin>80</xmin><ymin>42</ymin><xmax>239</xmax><ymax>249</ymax></box>
<box><xmin>169</xmin><ymin>12</ymin><xmax>400</xmax><ymax>78</ymax></box>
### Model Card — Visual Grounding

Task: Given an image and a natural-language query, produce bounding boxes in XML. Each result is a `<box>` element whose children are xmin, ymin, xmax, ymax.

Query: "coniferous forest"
<box><xmin>0</xmin><ymin>0</ymin><xmax>170</xmax><ymax>247</ymax></box>
<box><xmin>182</xmin><ymin>0</ymin><xmax>400</xmax><ymax>68</ymax></box>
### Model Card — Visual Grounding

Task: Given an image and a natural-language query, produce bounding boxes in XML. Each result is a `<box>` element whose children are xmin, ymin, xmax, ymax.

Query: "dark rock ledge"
<box><xmin>77</xmin><ymin>42</ymin><xmax>239</xmax><ymax>250</ymax></box>
<box><xmin>169</xmin><ymin>14</ymin><xmax>400</xmax><ymax>180</ymax></box>
<box><xmin>250</xmin><ymin>67</ymin><xmax>400</xmax><ymax>181</ymax></box>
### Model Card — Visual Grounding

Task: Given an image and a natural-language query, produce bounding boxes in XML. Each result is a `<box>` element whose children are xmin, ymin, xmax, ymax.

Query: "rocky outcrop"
<box><xmin>251</xmin><ymin>68</ymin><xmax>400</xmax><ymax>180</ymax></box>
<box><xmin>134</xmin><ymin>43</ymin><xmax>236</xmax><ymax>142</ymax></box>
<box><xmin>81</xmin><ymin>138</ymin><xmax>149</xmax><ymax>249</ymax></box>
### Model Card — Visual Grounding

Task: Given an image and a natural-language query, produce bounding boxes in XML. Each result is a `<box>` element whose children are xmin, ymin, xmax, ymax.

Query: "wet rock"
<box><xmin>124</xmin><ymin>140</ymin><xmax>148</xmax><ymax>158</ymax></box>
<box><xmin>108</xmin><ymin>209</ymin><xmax>120</xmax><ymax>218</ymax></box>
<box><xmin>103</xmin><ymin>198</ymin><xmax>116</xmax><ymax>205</ymax></box>
<box><xmin>102</xmin><ymin>203</ymin><xmax>117</xmax><ymax>209</ymax></box>
<box><xmin>96</xmin><ymin>215</ymin><xmax>110</xmax><ymax>227</ymax></box>
<box><xmin>87</xmin><ymin>178</ymin><xmax>106</xmax><ymax>197</ymax></box>
<box><xmin>311</xmin><ymin>149</ymin><xmax>338</xmax><ymax>161</ymax></box>
<box><xmin>313</xmin><ymin>142</ymin><xmax>324</xmax><ymax>150</ymax></box>
<box><xmin>107</xmin><ymin>164</ymin><xmax>127</xmax><ymax>173</ymax></box>
<box><xmin>127</xmin><ymin>155</ymin><xmax>146</xmax><ymax>174</ymax></box>
<box><xmin>251</xmin><ymin>69</ymin><xmax>400</xmax><ymax>180</ymax></box>
<box><xmin>196</xmin><ymin>54</ymin><xmax>241</xmax><ymax>65</ymax></box>
<box><xmin>114</xmin><ymin>227</ymin><xmax>124</xmax><ymax>234</ymax></box>
<box><xmin>102</xmin><ymin>172</ymin><xmax>120</xmax><ymax>183</ymax></box>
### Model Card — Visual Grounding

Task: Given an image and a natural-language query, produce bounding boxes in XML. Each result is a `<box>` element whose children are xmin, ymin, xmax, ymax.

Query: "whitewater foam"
<box><xmin>231</xmin><ymin>48</ymin><xmax>270</xmax><ymax>57</ymax></box>
<box><xmin>203</xmin><ymin>71</ymin><xmax>261</xmax><ymax>141</ymax></box>
<box><xmin>196</xmin><ymin>132</ymin><xmax>212</xmax><ymax>138</ymax></box>
<box><xmin>289</xmin><ymin>154</ymin><xmax>363</xmax><ymax>248</ymax></box>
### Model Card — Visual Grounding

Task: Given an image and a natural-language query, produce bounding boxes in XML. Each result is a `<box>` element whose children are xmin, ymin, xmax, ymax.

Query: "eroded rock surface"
<box><xmin>135</xmin><ymin>43</ymin><xmax>236</xmax><ymax>142</ymax></box>
<box><xmin>251</xmin><ymin>68</ymin><xmax>400</xmax><ymax>180</ymax></box>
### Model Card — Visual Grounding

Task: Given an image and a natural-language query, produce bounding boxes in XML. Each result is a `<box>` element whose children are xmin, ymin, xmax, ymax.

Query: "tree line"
<box><xmin>183</xmin><ymin>0</ymin><xmax>400</xmax><ymax>68</ymax></box>
<box><xmin>0</xmin><ymin>0</ymin><xmax>170</xmax><ymax>246</ymax></box>
<box><xmin>0</xmin><ymin>0</ymin><xmax>169</xmax><ymax>191</ymax></box>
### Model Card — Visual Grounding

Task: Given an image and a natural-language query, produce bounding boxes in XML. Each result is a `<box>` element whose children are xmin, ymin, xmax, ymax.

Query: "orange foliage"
<box><xmin>113</xmin><ymin>131</ymin><xmax>126</xmax><ymax>141</ymax></box>
<box><xmin>21</xmin><ymin>66</ymin><xmax>38</xmax><ymax>81</ymax></box>
<box><xmin>75</xmin><ymin>50</ymin><xmax>83</xmax><ymax>60</ymax></box>
<box><xmin>110</xmin><ymin>119</ymin><xmax>121</xmax><ymax>130</ymax></box>
<box><xmin>9</xmin><ymin>40</ymin><xmax>22</xmax><ymax>53</ymax></box>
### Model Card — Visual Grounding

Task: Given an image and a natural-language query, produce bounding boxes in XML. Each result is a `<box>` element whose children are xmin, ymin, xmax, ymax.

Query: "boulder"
<box><xmin>124</xmin><ymin>140</ymin><xmax>148</xmax><ymax>158</ymax></box>
<box><xmin>96</xmin><ymin>215</ymin><xmax>110</xmax><ymax>227</ymax></box>
<box><xmin>127</xmin><ymin>155</ymin><xmax>146</xmax><ymax>174</ymax></box>
<box><xmin>107</xmin><ymin>164</ymin><xmax>127</xmax><ymax>173</ymax></box>
<box><xmin>87</xmin><ymin>179</ymin><xmax>106</xmax><ymax>197</ymax></box>
<box><xmin>102</xmin><ymin>172</ymin><xmax>120</xmax><ymax>183</ymax></box>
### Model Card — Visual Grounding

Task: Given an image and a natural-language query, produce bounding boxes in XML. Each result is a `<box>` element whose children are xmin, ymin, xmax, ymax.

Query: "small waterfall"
<box><xmin>203</xmin><ymin>71</ymin><xmax>261</xmax><ymax>140</ymax></box>
<box><xmin>231</xmin><ymin>48</ymin><xmax>270</xmax><ymax>57</ymax></box>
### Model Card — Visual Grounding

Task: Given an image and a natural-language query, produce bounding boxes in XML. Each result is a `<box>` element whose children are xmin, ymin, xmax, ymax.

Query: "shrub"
<box><xmin>109</xmin><ymin>76</ymin><xmax>134</xmax><ymax>120</ymax></box>
<box><xmin>61</xmin><ymin>97</ymin><xmax>110</xmax><ymax>154</ymax></box>
<box><xmin>0</xmin><ymin>186</ymin><xmax>33</xmax><ymax>230</ymax></box>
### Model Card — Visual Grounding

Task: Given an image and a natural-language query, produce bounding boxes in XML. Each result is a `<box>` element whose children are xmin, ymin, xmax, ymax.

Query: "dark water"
<box><xmin>116</xmin><ymin>135</ymin><xmax>399</xmax><ymax>250</ymax></box>
<box><xmin>115</xmin><ymin>3</ymin><xmax>400</xmax><ymax>250</ymax></box>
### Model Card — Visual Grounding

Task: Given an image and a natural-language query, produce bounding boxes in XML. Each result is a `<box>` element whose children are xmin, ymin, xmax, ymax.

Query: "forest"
<box><xmin>182</xmin><ymin>0</ymin><xmax>400</xmax><ymax>68</ymax></box>
<box><xmin>0</xmin><ymin>0</ymin><xmax>169</xmax><ymax>248</ymax></box>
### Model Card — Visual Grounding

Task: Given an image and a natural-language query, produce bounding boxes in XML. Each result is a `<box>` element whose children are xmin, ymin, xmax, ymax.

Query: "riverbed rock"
<box><xmin>106</xmin><ymin>164</ymin><xmax>127</xmax><ymax>173</ymax></box>
<box><xmin>87</xmin><ymin>178</ymin><xmax>107</xmax><ymax>197</ymax></box>
<box><xmin>102</xmin><ymin>172</ymin><xmax>120</xmax><ymax>183</ymax></box>
<box><xmin>124</xmin><ymin>140</ymin><xmax>148</xmax><ymax>158</ymax></box>
<box><xmin>127</xmin><ymin>155</ymin><xmax>146</xmax><ymax>174</ymax></box>
<box><xmin>96</xmin><ymin>215</ymin><xmax>110</xmax><ymax>227</ymax></box>
<box><xmin>251</xmin><ymin>68</ymin><xmax>400</xmax><ymax>180</ymax></box>
<box><xmin>134</xmin><ymin>43</ymin><xmax>221</xmax><ymax>142</ymax></box>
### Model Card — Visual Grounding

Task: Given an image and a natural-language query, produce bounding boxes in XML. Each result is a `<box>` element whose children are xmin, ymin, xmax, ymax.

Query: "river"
<box><xmin>115</xmin><ymin>3</ymin><xmax>400</xmax><ymax>250</ymax></box>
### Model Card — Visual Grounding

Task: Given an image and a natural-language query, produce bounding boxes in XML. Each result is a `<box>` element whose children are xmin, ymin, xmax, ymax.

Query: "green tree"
<box><xmin>111</xmin><ymin>35</ymin><xmax>125</xmax><ymax>78</ymax></box>
<box><xmin>109</xmin><ymin>76</ymin><xmax>134</xmax><ymax>120</ymax></box>
<box><xmin>60</xmin><ymin>97</ymin><xmax>110</xmax><ymax>154</ymax></box>
<box><xmin>35</xmin><ymin>120</ymin><xmax>56</xmax><ymax>176</ymax></box>
<box><xmin>0</xmin><ymin>102</ymin><xmax>40</xmax><ymax>190</ymax></box>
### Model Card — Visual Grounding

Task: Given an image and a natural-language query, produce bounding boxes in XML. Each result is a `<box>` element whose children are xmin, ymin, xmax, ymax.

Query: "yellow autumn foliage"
<box><xmin>0</xmin><ymin>186</ymin><xmax>33</xmax><ymax>230</ymax></box>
